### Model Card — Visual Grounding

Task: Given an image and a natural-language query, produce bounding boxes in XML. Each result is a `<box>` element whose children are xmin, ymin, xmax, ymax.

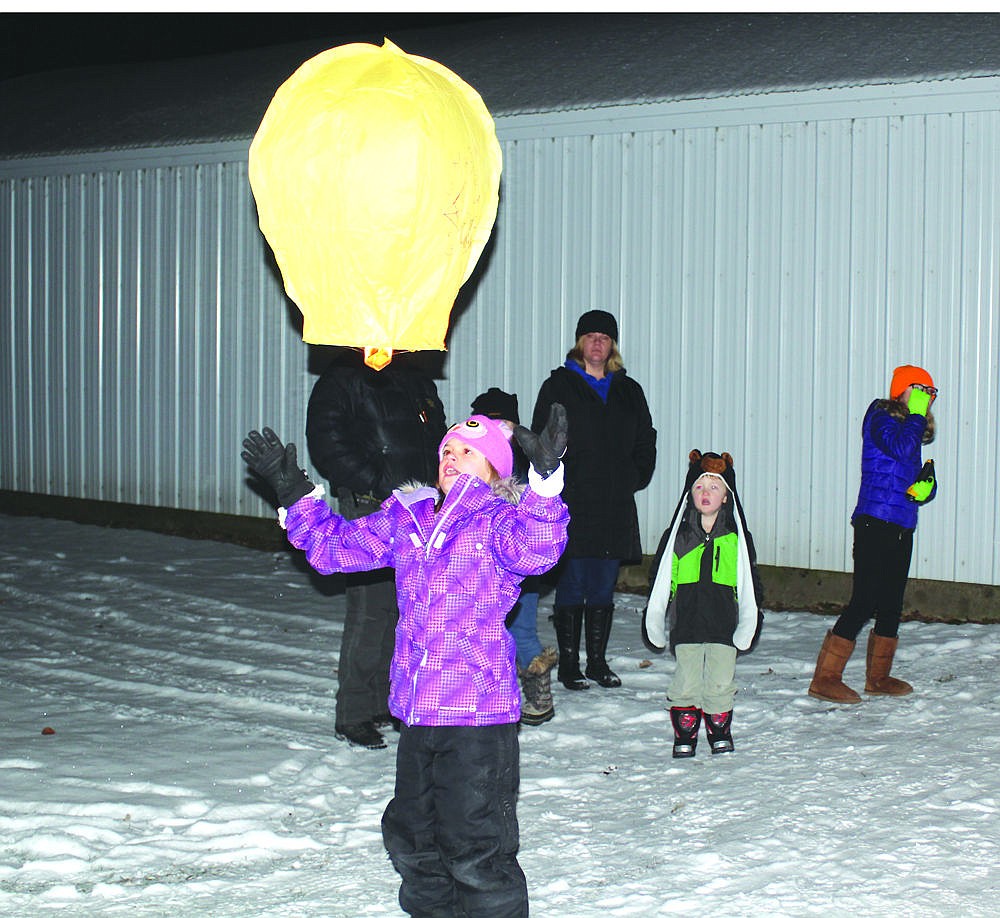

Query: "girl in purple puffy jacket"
<box><xmin>808</xmin><ymin>365</ymin><xmax>937</xmax><ymax>706</ymax></box>
<box><xmin>243</xmin><ymin>407</ymin><xmax>568</xmax><ymax>918</ymax></box>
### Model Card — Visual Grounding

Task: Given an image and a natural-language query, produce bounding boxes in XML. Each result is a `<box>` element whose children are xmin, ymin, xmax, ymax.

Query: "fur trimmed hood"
<box><xmin>876</xmin><ymin>398</ymin><xmax>936</xmax><ymax>444</ymax></box>
<box><xmin>396</xmin><ymin>475</ymin><xmax>525</xmax><ymax>505</ymax></box>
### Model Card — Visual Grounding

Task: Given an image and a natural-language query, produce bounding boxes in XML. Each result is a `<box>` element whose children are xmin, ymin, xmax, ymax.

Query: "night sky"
<box><xmin>0</xmin><ymin>12</ymin><xmax>516</xmax><ymax>81</ymax></box>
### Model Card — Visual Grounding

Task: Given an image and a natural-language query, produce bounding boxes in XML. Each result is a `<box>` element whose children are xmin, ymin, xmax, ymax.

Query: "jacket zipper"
<box><xmin>400</xmin><ymin>490</ymin><xmax>437</xmax><ymax>724</ymax></box>
<box><xmin>425</xmin><ymin>476</ymin><xmax>470</xmax><ymax>558</ymax></box>
<box><xmin>406</xmin><ymin>476</ymin><xmax>472</xmax><ymax>722</ymax></box>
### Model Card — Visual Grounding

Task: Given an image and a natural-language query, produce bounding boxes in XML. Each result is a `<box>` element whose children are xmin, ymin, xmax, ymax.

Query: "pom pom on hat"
<box><xmin>575</xmin><ymin>309</ymin><xmax>618</xmax><ymax>342</ymax></box>
<box><xmin>439</xmin><ymin>414</ymin><xmax>514</xmax><ymax>479</ymax></box>
<box><xmin>890</xmin><ymin>365</ymin><xmax>934</xmax><ymax>400</ymax></box>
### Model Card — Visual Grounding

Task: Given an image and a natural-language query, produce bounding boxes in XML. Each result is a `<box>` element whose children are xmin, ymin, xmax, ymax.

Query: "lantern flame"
<box><xmin>364</xmin><ymin>347</ymin><xmax>393</xmax><ymax>371</ymax></box>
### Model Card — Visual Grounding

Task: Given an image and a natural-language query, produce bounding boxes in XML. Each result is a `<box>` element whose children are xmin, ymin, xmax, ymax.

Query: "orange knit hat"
<box><xmin>890</xmin><ymin>365</ymin><xmax>934</xmax><ymax>400</ymax></box>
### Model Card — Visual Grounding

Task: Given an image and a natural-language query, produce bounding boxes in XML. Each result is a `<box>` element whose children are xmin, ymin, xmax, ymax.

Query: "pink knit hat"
<box><xmin>438</xmin><ymin>415</ymin><xmax>514</xmax><ymax>478</ymax></box>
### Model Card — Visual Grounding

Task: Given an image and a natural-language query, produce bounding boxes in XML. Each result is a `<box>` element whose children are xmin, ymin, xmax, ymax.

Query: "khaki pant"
<box><xmin>668</xmin><ymin>643</ymin><xmax>737</xmax><ymax>715</ymax></box>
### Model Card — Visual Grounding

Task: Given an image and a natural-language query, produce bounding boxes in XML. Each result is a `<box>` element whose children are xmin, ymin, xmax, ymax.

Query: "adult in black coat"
<box><xmin>531</xmin><ymin>310</ymin><xmax>657</xmax><ymax>691</ymax></box>
<box><xmin>307</xmin><ymin>348</ymin><xmax>446</xmax><ymax>748</ymax></box>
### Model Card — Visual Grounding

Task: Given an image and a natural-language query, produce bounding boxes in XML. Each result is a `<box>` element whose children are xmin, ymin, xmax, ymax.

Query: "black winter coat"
<box><xmin>306</xmin><ymin>354</ymin><xmax>446</xmax><ymax>502</ymax></box>
<box><xmin>531</xmin><ymin>365</ymin><xmax>656</xmax><ymax>562</ymax></box>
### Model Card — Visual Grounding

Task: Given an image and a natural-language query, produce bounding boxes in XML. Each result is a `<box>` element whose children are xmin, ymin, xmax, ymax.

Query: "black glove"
<box><xmin>241</xmin><ymin>427</ymin><xmax>315</xmax><ymax>507</ymax></box>
<box><xmin>514</xmin><ymin>403</ymin><xmax>568</xmax><ymax>479</ymax></box>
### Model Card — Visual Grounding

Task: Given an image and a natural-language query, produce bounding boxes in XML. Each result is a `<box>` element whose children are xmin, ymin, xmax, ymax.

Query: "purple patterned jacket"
<box><xmin>283</xmin><ymin>473</ymin><xmax>569</xmax><ymax>727</ymax></box>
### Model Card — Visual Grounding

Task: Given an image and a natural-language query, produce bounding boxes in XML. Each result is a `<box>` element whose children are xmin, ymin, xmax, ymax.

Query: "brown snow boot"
<box><xmin>808</xmin><ymin>631</ymin><xmax>862</xmax><ymax>704</ymax></box>
<box><xmin>519</xmin><ymin>647</ymin><xmax>558</xmax><ymax>725</ymax></box>
<box><xmin>865</xmin><ymin>632</ymin><xmax>913</xmax><ymax>696</ymax></box>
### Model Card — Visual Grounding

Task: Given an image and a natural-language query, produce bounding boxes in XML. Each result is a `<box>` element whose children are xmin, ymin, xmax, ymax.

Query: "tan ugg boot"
<box><xmin>865</xmin><ymin>632</ymin><xmax>913</xmax><ymax>696</ymax></box>
<box><xmin>808</xmin><ymin>631</ymin><xmax>862</xmax><ymax>704</ymax></box>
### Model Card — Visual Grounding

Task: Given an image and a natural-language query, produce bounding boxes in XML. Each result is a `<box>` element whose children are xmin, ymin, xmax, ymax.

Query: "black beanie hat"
<box><xmin>471</xmin><ymin>387</ymin><xmax>520</xmax><ymax>424</ymax></box>
<box><xmin>575</xmin><ymin>309</ymin><xmax>618</xmax><ymax>342</ymax></box>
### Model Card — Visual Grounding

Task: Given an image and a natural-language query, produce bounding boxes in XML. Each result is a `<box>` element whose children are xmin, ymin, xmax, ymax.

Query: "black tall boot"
<box><xmin>584</xmin><ymin>605</ymin><xmax>622</xmax><ymax>688</ymax></box>
<box><xmin>553</xmin><ymin>605</ymin><xmax>589</xmax><ymax>690</ymax></box>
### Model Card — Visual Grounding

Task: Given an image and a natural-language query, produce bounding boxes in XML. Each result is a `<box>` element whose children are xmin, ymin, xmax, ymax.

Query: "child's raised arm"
<box><xmin>242</xmin><ymin>427</ymin><xmax>319</xmax><ymax>508</ymax></box>
<box><xmin>513</xmin><ymin>403</ymin><xmax>567</xmax><ymax>479</ymax></box>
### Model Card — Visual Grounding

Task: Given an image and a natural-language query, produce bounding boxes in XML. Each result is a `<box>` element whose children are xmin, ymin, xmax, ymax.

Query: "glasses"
<box><xmin>913</xmin><ymin>384</ymin><xmax>938</xmax><ymax>397</ymax></box>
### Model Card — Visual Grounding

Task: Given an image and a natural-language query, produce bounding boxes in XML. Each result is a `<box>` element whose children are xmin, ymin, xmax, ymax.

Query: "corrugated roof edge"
<box><xmin>3</xmin><ymin>13</ymin><xmax>1000</xmax><ymax>159</ymax></box>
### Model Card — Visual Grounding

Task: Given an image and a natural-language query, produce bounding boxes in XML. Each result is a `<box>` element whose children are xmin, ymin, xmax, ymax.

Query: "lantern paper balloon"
<box><xmin>248</xmin><ymin>39</ymin><xmax>502</xmax><ymax>369</ymax></box>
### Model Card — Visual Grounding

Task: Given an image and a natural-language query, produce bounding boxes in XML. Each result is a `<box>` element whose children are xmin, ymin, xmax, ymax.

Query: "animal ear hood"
<box><xmin>645</xmin><ymin>447</ymin><xmax>761</xmax><ymax>654</ymax></box>
<box><xmin>685</xmin><ymin>450</ymin><xmax>736</xmax><ymax>493</ymax></box>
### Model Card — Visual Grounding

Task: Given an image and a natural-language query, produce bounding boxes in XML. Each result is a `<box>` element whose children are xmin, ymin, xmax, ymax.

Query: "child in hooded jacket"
<box><xmin>643</xmin><ymin>450</ymin><xmax>763</xmax><ymax>758</ymax></box>
<box><xmin>242</xmin><ymin>407</ymin><xmax>568</xmax><ymax>918</ymax></box>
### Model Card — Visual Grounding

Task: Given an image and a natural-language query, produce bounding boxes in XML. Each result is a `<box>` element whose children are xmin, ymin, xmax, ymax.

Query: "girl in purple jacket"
<box><xmin>808</xmin><ymin>365</ymin><xmax>937</xmax><ymax>705</ymax></box>
<box><xmin>243</xmin><ymin>407</ymin><xmax>568</xmax><ymax>918</ymax></box>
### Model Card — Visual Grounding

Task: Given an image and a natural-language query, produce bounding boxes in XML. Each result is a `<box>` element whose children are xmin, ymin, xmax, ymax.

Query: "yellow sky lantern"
<box><xmin>248</xmin><ymin>39</ymin><xmax>502</xmax><ymax>370</ymax></box>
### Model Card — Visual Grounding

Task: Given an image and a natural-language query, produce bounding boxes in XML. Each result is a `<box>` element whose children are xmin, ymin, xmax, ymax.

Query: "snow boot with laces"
<box><xmin>519</xmin><ymin>647</ymin><xmax>558</xmax><ymax>725</ymax></box>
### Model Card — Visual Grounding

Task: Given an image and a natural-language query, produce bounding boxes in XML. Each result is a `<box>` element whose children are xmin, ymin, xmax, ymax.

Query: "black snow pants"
<box><xmin>382</xmin><ymin>722</ymin><xmax>528</xmax><ymax>918</ymax></box>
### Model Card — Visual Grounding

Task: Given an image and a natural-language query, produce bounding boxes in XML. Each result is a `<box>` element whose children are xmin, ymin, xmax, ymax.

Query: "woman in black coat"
<box><xmin>531</xmin><ymin>310</ymin><xmax>656</xmax><ymax>690</ymax></box>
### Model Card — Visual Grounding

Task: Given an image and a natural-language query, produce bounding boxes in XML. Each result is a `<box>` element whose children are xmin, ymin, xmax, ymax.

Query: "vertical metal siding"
<box><xmin>1</xmin><ymin>158</ymin><xmax>312</xmax><ymax>522</ymax></box>
<box><xmin>2</xmin><ymin>81</ymin><xmax>1000</xmax><ymax>586</ymax></box>
<box><xmin>455</xmin><ymin>98</ymin><xmax>998</xmax><ymax>586</ymax></box>
<box><xmin>811</xmin><ymin>119</ymin><xmax>855</xmax><ymax>573</ymax></box>
<box><xmin>956</xmin><ymin>110</ymin><xmax>1000</xmax><ymax>585</ymax></box>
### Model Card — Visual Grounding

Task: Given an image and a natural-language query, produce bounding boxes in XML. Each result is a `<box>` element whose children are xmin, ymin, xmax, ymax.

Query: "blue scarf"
<box><xmin>565</xmin><ymin>359</ymin><xmax>613</xmax><ymax>403</ymax></box>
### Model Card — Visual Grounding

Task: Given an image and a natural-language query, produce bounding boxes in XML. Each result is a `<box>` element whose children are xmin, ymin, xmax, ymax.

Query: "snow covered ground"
<box><xmin>2</xmin><ymin>512</ymin><xmax>998</xmax><ymax>917</ymax></box>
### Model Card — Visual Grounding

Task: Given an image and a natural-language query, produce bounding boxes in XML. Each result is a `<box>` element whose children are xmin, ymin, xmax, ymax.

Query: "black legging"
<box><xmin>833</xmin><ymin>514</ymin><xmax>913</xmax><ymax>642</ymax></box>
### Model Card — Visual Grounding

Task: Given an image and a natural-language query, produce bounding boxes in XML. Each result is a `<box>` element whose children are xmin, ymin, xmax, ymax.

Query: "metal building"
<box><xmin>2</xmin><ymin>14</ymin><xmax>999</xmax><ymax>593</ymax></box>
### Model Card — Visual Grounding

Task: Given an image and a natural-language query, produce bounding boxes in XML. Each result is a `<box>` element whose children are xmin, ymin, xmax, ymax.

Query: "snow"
<box><xmin>2</xmin><ymin>512</ymin><xmax>998</xmax><ymax>917</ymax></box>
